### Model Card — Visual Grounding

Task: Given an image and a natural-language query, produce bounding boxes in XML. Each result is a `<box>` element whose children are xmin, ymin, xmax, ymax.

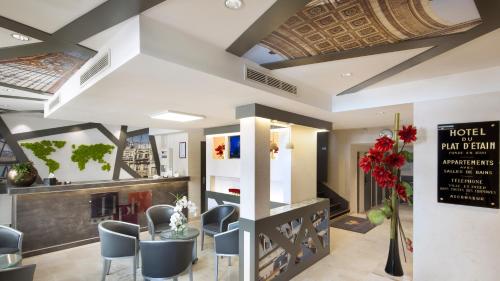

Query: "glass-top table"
<box><xmin>0</xmin><ymin>253</ymin><xmax>22</xmax><ymax>270</ymax></box>
<box><xmin>160</xmin><ymin>227</ymin><xmax>200</xmax><ymax>263</ymax></box>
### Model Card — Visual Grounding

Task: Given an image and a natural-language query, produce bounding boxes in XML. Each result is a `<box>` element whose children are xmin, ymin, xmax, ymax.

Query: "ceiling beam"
<box><xmin>52</xmin><ymin>0</ymin><xmax>166</xmax><ymax>44</ymax></box>
<box><xmin>0</xmin><ymin>0</ymin><xmax>167</xmax><ymax>62</ymax></box>
<box><xmin>226</xmin><ymin>0</ymin><xmax>310</xmax><ymax>57</ymax></box>
<box><xmin>0</xmin><ymin>94</ymin><xmax>47</xmax><ymax>102</ymax></box>
<box><xmin>337</xmin><ymin>0</ymin><xmax>500</xmax><ymax>95</ymax></box>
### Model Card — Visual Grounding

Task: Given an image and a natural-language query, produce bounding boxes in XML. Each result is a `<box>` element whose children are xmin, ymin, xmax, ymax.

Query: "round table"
<box><xmin>160</xmin><ymin>227</ymin><xmax>200</xmax><ymax>264</ymax></box>
<box><xmin>0</xmin><ymin>253</ymin><xmax>22</xmax><ymax>270</ymax></box>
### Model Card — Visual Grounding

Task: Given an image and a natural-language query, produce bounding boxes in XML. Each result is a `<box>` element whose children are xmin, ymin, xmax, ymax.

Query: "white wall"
<box><xmin>157</xmin><ymin>132</ymin><xmax>189</xmax><ymax>176</ymax></box>
<box><xmin>290</xmin><ymin>125</ymin><xmax>317</xmax><ymax>203</ymax></box>
<box><xmin>205</xmin><ymin>128</ymin><xmax>294</xmax><ymax>204</ymax></box>
<box><xmin>414</xmin><ymin>92</ymin><xmax>500</xmax><ymax>281</ymax></box>
<box><xmin>4</xmin><ymin>115</ymin><xmax>121</xmax><ymax>181</ymax></box>
<box><xmin>328</xmin><ymin>127</ymin><xmax>385</xmax><ymax>212</ymax></box>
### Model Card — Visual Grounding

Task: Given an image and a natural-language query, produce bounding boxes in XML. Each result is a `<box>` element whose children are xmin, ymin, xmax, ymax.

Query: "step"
<box><xmin>329</xmin><ymin>208</ymin><xmax>350</xmax><ymax>220</ymax></box>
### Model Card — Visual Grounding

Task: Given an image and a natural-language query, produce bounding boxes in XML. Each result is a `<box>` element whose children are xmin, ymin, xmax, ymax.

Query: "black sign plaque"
<box><xmin>438</xmin><ymin>121</ymin><xmax>499</xmax><ymax>208</ymax></box>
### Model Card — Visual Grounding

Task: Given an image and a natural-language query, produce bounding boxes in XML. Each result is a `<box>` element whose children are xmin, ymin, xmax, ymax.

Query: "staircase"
<box><xmin>317</xmin><ymin>181</ymin><xmax>350</xmax><ymax>220</ymax></box>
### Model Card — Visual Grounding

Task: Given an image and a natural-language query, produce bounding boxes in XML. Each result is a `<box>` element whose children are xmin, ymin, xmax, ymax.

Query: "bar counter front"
<box><xmin>5</xmin><ymin>177</ymin><xmax>189</xmax><ymax>257</ymax></box>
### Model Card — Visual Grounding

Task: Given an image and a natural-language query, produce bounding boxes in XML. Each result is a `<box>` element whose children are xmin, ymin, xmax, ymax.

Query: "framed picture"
<box><xmin>179</xmin><ymin>142</ymin><xmax>187</xmax><ymax>158</ymax></box>
<box><xmin>229</xmin><ymin>135</ymin><xmax>240</xmax><ymax>159</ymax></box>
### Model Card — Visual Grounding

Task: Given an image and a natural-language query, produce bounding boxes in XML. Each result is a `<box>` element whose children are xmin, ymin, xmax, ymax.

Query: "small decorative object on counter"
<box><xmin>43</xmin><ymin>173</ymin><xmax>57</xmax><ymax>186</ymax></box>
<box><xmin>7</xmin><ymin>161</ymin><xmax>38</xmax><ymax>187</ymax></box>
<box><xmin>169</xmin><ymin>193</ymin><xmax>197</xmax><ymax>233</ymax></box>
<box><xmin>228</xmin><ymin>188</ymin><xmax>240</xmax><ymax>195</ymax></box>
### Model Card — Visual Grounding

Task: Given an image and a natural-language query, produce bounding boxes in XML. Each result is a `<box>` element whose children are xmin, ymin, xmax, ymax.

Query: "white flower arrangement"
<box><xmin>169</xmin><ymin>194</ymin><xmax>197</xmax><ymax>232</ymax></box>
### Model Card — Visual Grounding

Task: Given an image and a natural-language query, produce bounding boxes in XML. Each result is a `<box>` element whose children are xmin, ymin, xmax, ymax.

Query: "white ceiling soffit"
<box><xmin>370</xmin><ymin>28</ymin><xmax>500</xmax><ymax>89</ymax></box>
<box><xmin>272</xmin><ymin>47</ymin><xmax>430</xmax><ymax>96</ymax></box>
<box><xmin>331</xmin><ymin>103</ymin><xmax>413</xmax><ymax>130</ymax></box>
<box><xmin>47</xmin><ymin>53</ymin><xmax>334</xmax><ymax>130</ymax></box>
<box><xmin>0</xmin><ymin>0</ymin><xmax>107</xmax><ymax>34</ymax></box>
<box><xmin>142</xmin><ymin>0</ymin><xmax>277</xmax><ymax>49</ymax></box>
<box><xmin>79</xmin><ymin>17</ymin><xmax>138</xmax><ymax>50</ymax></box>
<box><xmin>0</xmin><ymin>27</ymin><xmax>42</xmax><ymax>48</ymax></box>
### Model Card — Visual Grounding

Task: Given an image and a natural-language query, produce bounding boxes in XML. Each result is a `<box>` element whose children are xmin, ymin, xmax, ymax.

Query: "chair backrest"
<box><xmin>146</xmin><ymin>205</ymin><xmax>175</xmax><ymax>226</ymax></box>
<box><xmin>98</xmin><ymin>220</ymin><xmax>139</xmax><ymax>258</ymax></box>
<box><xmin>140</xmin><ymin>240</ymin><xmax>194</xmax><ymax>279</ymax></box>
<box><xmin>0</xmin><ymin>264</ymin><xmax>36</xmax><ymax>281</ymax></box>
<box><xmin>204</xmin><ymin>205</ymin><xmax>236</xmax><ymax>225</ymax></box>
<box><xmin>214</xmin><ymin>228</ymin><xmax>239</xmax><ymax>256</ymax></box>
<box><xmin>0</xmin><ymin>225</ymin><xmax>22</xmax><ymax>252</ymax></box>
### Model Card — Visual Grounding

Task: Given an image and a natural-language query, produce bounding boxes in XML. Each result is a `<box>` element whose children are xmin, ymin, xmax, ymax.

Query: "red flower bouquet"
<box><xmin>359</xmin><ymin>113</ymin><xmax>416</xmax><ymax>277</ymax></box>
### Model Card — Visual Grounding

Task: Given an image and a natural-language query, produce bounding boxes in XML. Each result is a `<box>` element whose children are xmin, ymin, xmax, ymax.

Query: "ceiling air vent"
<box><xmin>48</xmin><ymin>95</ymin><xmax>60</xmax><ymax>111</ymax></box>
<box><xmin>245</xmin><ymin>66</ymin><xmax>297</xmax><ymax>95</ymax></box>
<box><xmin>80</xmin><ymin>52</ymin><xmax>110</xmax><ymax>86</ymax></box>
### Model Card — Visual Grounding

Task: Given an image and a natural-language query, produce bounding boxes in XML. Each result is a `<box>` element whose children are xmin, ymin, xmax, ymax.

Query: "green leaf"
<box><xmin>367</xmin><ymin>209</ymin><xmax>386</xmax><ymax>225</ymax></box>
<box><xmin>380</xmin><ymin>204</ymin><xmax>392</xmax><ymax>219</ymax></box>
<box><xmin>401</xmin><ymin>181</ymin><xmax>413</xmax><ymax>205</ymax></box>
<box><xmin>401</xmin><ymin>150</ymin><xmax>413</xmax><ymax>163</ymax></box>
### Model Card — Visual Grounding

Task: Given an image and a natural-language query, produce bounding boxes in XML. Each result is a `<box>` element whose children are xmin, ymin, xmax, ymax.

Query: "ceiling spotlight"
<box><xmin>341</xmin><ymin>72</ymin><xmax>352</xmax><ymax>78</ymax></box>
<box><xmin>11</xmin><ymin>33</ymin><xmax>30</xmax><ymax>41</ymax></box>
<box><xmin>150</xmin><ymin>110</ymin><xmax>205</xmax><ymax>122</ymax></box>
<box><xmin>225</xmin><ymin>0</ymin><xmax>244</xmax><ymax>10</ymax></box>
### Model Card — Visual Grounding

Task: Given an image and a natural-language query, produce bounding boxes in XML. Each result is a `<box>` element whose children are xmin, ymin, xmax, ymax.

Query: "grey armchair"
<box><xmin>200</xmin><ymin>205</ymin><xmax>238</xmax><ymax>250</ymax></box>
<box><xmin>0</xmin><ymin>225</ymin><xmax>23</xmax><ymax>255</ymax></box>
<box><xmin>140</xmin><ymin>240</ymin><xmax>194</xmax><ymax>281</ymax></box>
<box><xmin>214</xmin><ymin>221</ymin><xmax>239</xmax><ymax>281</ymax></box>
<box><xmin>0</xmin><ymin>264</ymin><xmax>36</xmax><ymax>281</ymax></box>
<box><xmin>98</xmin><ymin>220</ymin><xmax>140</xmax><ymax>281</ymax></box>
<box><xmin>146</xmin><ymin>204</ymin><xmax>175</xmax><ymax>240</ymax></box>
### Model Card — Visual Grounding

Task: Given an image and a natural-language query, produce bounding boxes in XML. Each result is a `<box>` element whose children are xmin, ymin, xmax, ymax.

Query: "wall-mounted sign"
<box><xmin>438</xmin><ymin>121</ymin><xmax>499</xmax><ymax>209</ymax></box>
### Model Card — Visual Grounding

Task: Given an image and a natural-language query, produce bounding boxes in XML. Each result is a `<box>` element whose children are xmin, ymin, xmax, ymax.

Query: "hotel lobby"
<box><xmin>0</xmin><ymin>0</ymin><xmax>499</xmax><ymax>281</ymax></box>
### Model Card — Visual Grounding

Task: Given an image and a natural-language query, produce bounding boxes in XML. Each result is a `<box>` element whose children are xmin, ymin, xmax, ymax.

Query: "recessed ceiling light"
<box><xmin>341</xmin><ymin>72</ymin><xmax>352</xmax><ymax>78</ymax></box>
<box><xmin>225</xmin><ymin>0</ymin><xmax>244</xmax><ymax>10</ymax></box>
<box><xmin>11</xmin><ymin>33</ymin><xmax>30</xmax><ymax>41</ymax></box>
<box><xmin>150</xmin><ymin>110</ymin><xmax>205</xmax><ymax>122</ymax></box>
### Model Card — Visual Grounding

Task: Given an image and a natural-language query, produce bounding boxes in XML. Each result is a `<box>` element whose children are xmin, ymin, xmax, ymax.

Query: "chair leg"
<box><xmin>189</xmin><ymin>264</ymin><xmax>193</xmax><ymax>281</ymax></box>
<box><xmin>215</xmin><ymin>255</ymin><xmax>219</xmax><ymax>281</ymax></box>
<box><xmin>228</xmin><ymin>256</ymin><xmax>232</xmax><ymax>266</ymax></box>
<box><xmin>201</xmin><ymin>230</ymin><xmax>205</xmax><ymax>250</ymax></box>
<box><xmin>133</xmin><ymin>256</ymin><xmax>137</xmax><ymax>281</ymax></box>
<box><xmin>101</xmin><ymin>259</ymin><xmax>110</xmax><ymax>281</ymax></box>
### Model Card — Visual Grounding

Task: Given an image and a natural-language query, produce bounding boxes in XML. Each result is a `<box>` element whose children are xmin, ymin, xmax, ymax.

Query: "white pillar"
<box><xmin>240</xmin><ymin>117</ymin><xmax>270</xmax><ymax>220</ymax></box>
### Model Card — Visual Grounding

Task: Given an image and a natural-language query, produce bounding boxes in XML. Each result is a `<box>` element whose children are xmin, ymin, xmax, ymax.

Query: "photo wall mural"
<box><xmin>0</xmin><ymin>134</ymin><xmax>16</xmax><ymax>178</ymax></box>
<box><xmin>123</xmin><ymin>132</ymin><xmax>157</xmax><ymax>178</ymax></box>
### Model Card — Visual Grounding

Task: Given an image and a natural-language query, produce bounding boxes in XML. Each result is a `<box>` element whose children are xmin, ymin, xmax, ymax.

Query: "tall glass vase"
<box><xmin>385</xmin><ymin>196</ymin><xmax>403</xmax><ymax>276</ymax></box>
<box><xmin>385</xmin><ymin>112</ymin><xmax>404</xmax><ymax>277</ymax></box>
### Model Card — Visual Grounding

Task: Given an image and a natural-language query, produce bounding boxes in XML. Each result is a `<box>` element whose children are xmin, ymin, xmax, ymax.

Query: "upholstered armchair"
<box><xmin>98</xmin><ymin>220</ymin><xmax>140</xmax><ymax>281</ymax></box>
<box><xmin>140</xmin><ymin>240</ymin><xmax>194</xmax><ymax>281</ymax></box>
<box><xmin>0</xmin><ymin>225</ymin><xmax>23</xmax><ymax>255</ymax></box>
<box><xmin>0</xmin><ymin>264</ymin><xmax>36</xmax><ymax>281</ymax></box>
<box><xmin>200</xmin><ymin>204</ymin><xmax>238</xmax><ymax>250</ymax></box>
<box><xmin>146</xmin><ymin>205</ymin><xmax>175</xmax><ymax>240</ymax></box>
<box><xmin>214</xmin><ymin>222</ymin><xmax>239</xmax><ymax>280</ymax></box>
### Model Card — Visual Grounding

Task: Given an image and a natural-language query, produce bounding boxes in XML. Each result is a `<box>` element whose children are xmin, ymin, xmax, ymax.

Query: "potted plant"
<box><xmin>359</xmin><ymin>113</ymin><xmax>416</xmax><ymax>277</ymax></box>
<box><xmin>7</xmin><ymin>162</ymin><xmax>38</xmax><ymax>187</ymax></box>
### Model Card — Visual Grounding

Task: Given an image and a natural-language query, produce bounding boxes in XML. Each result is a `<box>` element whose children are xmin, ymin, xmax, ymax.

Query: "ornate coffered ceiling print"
<box><xmin>257</xmin><ymin>0</ymin><xmax>481</xmax><ymax>62</ymax></box>
<box><xmin>0</xmin><ymin>53</ymin><xmax>85</xmax><ymax>94</ymax></box>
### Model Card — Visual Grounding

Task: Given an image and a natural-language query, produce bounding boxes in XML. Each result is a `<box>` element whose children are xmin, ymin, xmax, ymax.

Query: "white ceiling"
<box><xmin>142</xmin><ymin>0</ymin><xmax>276</xmax><ymax>49</ymax></box>
<box><xmin>0</xmin><ymin>0</ymin><xmax>107</xmax><ymax>34</ymax></box>
<box><xmin>0</xmin><ymin>86</ymin><xmax>45</xmax><ymax>112</ymax></box>
<box><xmin>273</xmin><ymin>47</ymin><xmax>430</xmax><ymax>96</ymax></box>
<box><xmin>48</xmin><ymin>53</ymin><xmax>412</xmax><ymax>130</ymax></box>
<box><xmin>371</xmin><ymin>28</ymin><xmax>500</xmax><ymax>89</ymax></box>
<box><xmin>0</xmin><ymin>27</ymin><xmax>41</xmax><ymax>48</ymax></box>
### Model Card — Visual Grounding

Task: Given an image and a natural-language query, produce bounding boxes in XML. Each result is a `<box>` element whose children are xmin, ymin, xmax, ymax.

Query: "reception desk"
<box><xmin>4</xmin><ymin>177</ymin><xmax>189</xmax><ymax>257</ymax></box>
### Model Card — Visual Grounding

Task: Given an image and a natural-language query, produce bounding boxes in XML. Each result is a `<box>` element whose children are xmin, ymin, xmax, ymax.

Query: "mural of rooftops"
<box><xmin>0</xmin><ymin>52</ymin><xmax>86</xmax><ymax>94</ymax></box>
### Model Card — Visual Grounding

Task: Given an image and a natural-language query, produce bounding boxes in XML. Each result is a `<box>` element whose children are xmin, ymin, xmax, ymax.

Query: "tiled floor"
<box><xmin>25</xmin><ymin>207</ymin><xmax>412</xmax><ymax>281</ymax></box>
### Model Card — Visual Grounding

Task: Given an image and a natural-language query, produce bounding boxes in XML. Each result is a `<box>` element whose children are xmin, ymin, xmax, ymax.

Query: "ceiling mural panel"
<box><xmin>247</xmin><ymin>0</ymin><xmax>481</xmax><ymax>64</ymax></box>
<box><xmin>0</xmin><ymin>53</ymin><xmax>86</xmax><ymax>94</ymax></box>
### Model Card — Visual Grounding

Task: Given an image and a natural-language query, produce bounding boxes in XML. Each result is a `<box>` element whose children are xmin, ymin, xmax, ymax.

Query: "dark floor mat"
<box><xmin>331</xmin><ymin>215</ymin><xmax>376</xmax><ymax>234</ymax></box>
